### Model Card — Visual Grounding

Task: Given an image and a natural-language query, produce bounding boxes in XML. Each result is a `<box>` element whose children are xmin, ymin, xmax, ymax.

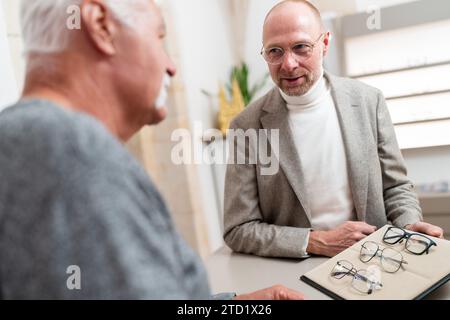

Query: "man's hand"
<box><xmin>234</xmin><ymin>285</ymin><xmax>305</xmax><ymax>300</ymax></box>
<box><xmin>405</xmin><ymin>221</ymin><xmax>444</xmax><ymax>239</ymax></box>
<box><xmin>306</xmin><ymin>221</ymin><xmax>377</xmax><ymax>257</ymax></box>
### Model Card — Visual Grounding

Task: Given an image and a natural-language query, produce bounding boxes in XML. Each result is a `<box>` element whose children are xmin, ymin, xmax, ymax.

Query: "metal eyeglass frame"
<box><xmin>382</xmin><ymin>226</ymin><xmax>437</xmax><ymax>255</ymax></box>
<box><xmin>360</xmin><ymin>241</ymin><xmax>408</xmax><ymax>273</ymax></box>
<box><xmin>331</xmin><ymin>260</ymin><xmax>383</xmax><ymax>295</ymax></box>
<box><xmin>260</xmin><ymin>32</ymin><xmax>326</xmax><ymax>65</ymax></box>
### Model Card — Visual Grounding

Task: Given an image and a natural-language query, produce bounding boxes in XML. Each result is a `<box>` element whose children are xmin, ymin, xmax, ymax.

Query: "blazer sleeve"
<box><xmin>376</xmin><ymin>90</ymin><xmax>423</xmax><ymax>227</ymax></box>
<box><xmin>223</xmin><ymin>119</ymin><xmax>311</xmax><ymax>258</ymax></box>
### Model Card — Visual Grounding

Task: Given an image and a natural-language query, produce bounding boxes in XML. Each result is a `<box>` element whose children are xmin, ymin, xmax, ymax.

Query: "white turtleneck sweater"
<box><xmin>280</xmin><ymin>72</ymin><xmax>356</xmax><ymax>241</ymax></box>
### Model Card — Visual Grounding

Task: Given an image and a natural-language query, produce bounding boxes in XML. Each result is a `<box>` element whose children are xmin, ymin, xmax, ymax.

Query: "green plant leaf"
<box><xmin>225</xmin><ymin>63</ymin><xmax>269</xmax><ymax>106</ymax></box>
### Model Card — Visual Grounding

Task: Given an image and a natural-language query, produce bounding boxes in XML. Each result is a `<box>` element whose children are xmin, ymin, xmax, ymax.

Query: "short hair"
<box><xmin>264</xmin><ymin>0</ymin><xmax>324</xmax><ymax>30</ymax></box>
<box><xmin>20</xmin><ymin>0</ymin><xmax>149</xmax><ymax>54</ymax></box>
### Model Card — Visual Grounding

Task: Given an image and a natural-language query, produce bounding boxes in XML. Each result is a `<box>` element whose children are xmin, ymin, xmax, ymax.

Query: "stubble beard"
<box><xmin>279</xmin><ymin>67</ymin><xmax>322</xmax><ymax>96</ymax></box>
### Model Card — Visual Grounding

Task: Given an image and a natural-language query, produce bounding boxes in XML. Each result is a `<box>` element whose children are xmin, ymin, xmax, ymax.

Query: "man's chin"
<box><xmin>281</xmin><ymin>86</ymin><xmax>310</xmax><ymax>96</ymax></box>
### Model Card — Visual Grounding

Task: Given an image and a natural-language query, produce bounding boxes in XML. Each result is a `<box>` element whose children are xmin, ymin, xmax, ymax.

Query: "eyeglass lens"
<box><xmin>360</xmin><ymin>241</ymin><xmax>405</xmax><ymax>273</ymax></box>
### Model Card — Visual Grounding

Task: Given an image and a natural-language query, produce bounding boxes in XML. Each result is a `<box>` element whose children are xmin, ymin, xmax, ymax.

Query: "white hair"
<box><xmin>20</xmin><ymin>0</ymin><xmax>150</xmax><ymax>54</ymax></box>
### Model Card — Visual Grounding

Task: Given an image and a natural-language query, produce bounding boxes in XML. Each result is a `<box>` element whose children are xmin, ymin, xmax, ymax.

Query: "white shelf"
<box><xmin>395</xmin><ymin>119</ymin><xmax>450</xmax><ymax>150</ymax></box>
<box><xmin>344</xmin><ymin>18</ymin><xmax>450</xmax><ymax>150</ymax></box>
<box><xmin>345</xmin><ymin>19</ymin><xmax>450</xmax><ymax>77</ymax></box>
<box><xmin>419</xmin><ymin>193</ymin><xmax>450</xmax><ymax>200</ymax></box>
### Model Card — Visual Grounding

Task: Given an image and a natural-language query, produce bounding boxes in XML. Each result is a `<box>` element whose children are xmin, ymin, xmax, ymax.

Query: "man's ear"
<box><xmin>322</xmin><ymin>31</ymin><xmax>331</xmax><ymax>57</ymax></box>
<box><xmin>81</xmin><ymin>0</ymin><xmax>117</xmax><ymax>55</ymax></box>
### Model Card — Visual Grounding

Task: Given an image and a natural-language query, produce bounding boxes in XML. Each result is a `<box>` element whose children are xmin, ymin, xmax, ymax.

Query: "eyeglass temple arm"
<box><xmin>425</xmin><ymin>242</ymin><xmax>437</xmax><ymax>254</ymax></box>
<box><xmin>383</xmin><ymin>256</ymin><xmax>408</xmax><ymax>265</ymax></box>
<box><xmin>331</xmin><ymin>265</ymin><xmax>355</xmax><ymax>277</ymax></box>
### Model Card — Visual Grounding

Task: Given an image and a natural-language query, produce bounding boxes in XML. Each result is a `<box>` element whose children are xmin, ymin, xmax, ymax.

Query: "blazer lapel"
<box><xmin>260</xmin><ymin>89</ymin><xmax>312</xmax><ymax>222</ymax></box>
<box><xmin>326</xmin><ymin>73</ymin><xmax>369</xmax><ymax>221</ymax></box>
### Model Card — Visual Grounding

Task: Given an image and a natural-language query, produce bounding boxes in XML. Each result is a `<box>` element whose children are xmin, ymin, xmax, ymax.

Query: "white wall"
<box><xmin>167</xmin><ymin>0</ymin><xmax>234</xmax><ymax>130</ymax></box>
<box><xmin>165</xmin><ymin>0</ymin><xmax>236</xmax><ymax>251</ymax></box>
<box><xmin>0</xmin><ymin>1</ymin><xmax>18</xmax><ymax>110</ymax></box>
<box><xmin>403</xmin><ymin>146</ymin><xmax>450</xmax><ymax>187</ymax></box>
<box><xmin>243</xmin><ymin>0</ymin><xmax>278</xmax><ymax>100</ymax></box>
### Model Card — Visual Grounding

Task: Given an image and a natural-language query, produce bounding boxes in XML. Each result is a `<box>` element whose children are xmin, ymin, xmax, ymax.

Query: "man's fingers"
<box><xmin>425</xmin><ymin>225</ymin><xmax>444</xmax><ymax>238</ymax></box>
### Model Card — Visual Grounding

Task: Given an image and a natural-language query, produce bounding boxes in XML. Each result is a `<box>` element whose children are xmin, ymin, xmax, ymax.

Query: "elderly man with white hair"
<box><xmin>0</xmin><ymin>0</ymin><xmax>304</xmax><ymax>300</ymax></box>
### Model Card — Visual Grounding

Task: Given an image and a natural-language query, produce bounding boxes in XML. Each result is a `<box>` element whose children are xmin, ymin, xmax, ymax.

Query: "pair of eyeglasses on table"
<box><xmin>330</xmin><ymin>260</ymin><xmax>383</xmax><ymax>295</ymax></box>
<box><xmin>382</xmin><ymin>226</ymin><xmax>437</xmax><ymax>255</ymax></box>
<box><xmin>360</xmin><ymin>241</ymin><xmax>408</xmax><ymax>273</ymax></box>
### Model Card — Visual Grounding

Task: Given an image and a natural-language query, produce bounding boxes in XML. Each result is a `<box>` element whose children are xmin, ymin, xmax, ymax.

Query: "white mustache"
<box><xmin>155</xmin><ymin>74</ymin><xmax>171</xmax><ymax>110</ymax></box>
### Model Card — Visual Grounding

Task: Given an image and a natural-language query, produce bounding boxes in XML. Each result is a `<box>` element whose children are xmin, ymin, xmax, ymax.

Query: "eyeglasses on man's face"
<box><xmin>260</xmin><ymin>32</ymin><xmax>326</xmax><ymax>65</ymax></box>
<box><xmin>331</xmin><ymin>260</ymin><xmax>383</xmax><ymax>295</ymax></box>
<box><xmin>383</xmin><ymin>227</ymin><xmax>437</xmax><ymax>255</ymax></box>
<box><xmin>360</xmin><ymin>241</ymin><xmax>408</xmax><ymax>273</ymax></box>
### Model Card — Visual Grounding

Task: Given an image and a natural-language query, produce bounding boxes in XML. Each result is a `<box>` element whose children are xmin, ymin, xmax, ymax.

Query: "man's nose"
<box><xmin>280</xmin><ymin>51</ymin><xmax>298</xmax><ymax>71</ymax></box>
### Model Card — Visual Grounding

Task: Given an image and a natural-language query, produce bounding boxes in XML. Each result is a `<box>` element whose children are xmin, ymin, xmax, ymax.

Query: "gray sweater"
<box><xmin>0</xmin><ymin>99</ymin><xmax>210</xmax><ymax>299</ymax></box>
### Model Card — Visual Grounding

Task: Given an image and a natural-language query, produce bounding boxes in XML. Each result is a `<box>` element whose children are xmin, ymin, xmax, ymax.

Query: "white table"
<box><xmin>205</xmin><ymin>246</ymin><xmax>450</xmax><ymax>300</ymax></box>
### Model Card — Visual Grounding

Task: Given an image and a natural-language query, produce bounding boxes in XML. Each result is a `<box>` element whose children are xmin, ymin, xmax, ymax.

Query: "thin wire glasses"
<box><xmin>260</xmin><ymin>33</ymin><xmax>325</xmax><ymax>65</ymax></box>
<box><xmin>383</xmin><ymin>227</ymin><xmax>437</xmax><ymax>255</ymax></box>
<box><xmin>360</xmin><ymin>241</ymin><xmax>408</xmax><ymax>273</ymax></box>
<box><xmin>331</xmin><ymin>260</ymin><xmax>383</xmax><ymax>295</ymax></box>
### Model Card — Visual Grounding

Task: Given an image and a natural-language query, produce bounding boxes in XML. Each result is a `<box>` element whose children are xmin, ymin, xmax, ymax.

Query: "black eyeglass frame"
<box><xmin>382</xmin><ymin>226</ymin><xmax>437</xmax><ymax>255</ymax></box>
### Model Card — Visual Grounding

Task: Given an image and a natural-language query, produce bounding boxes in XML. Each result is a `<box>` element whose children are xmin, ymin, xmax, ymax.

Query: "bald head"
<box><xmin>264</xmin><ymin>0</ymin><xmax>324</xmax><ymax>45</ymax></box>
<box><xmin>264</xmin><ymin>0</ymin><xmax>323</xmax><ymax>25</ymax></box>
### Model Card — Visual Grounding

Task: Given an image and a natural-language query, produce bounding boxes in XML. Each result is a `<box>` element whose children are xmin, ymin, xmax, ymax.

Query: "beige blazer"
<box><xmin>223</xmin><ymin>72</ymin><xmax>423</xmax><ymax>258</ymax></box>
